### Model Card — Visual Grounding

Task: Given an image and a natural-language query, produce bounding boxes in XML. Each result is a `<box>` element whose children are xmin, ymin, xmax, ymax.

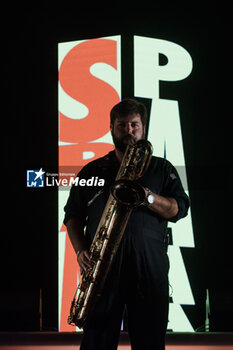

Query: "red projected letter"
<box><xmin>59</xmin><ymin>37</ymin><xmax>120</xmax><ymax>331</ymax></box>
<box><xmin>59</xmin><ymin>38</ymin><xmax>120</xmax><ymax>165</ymax></box>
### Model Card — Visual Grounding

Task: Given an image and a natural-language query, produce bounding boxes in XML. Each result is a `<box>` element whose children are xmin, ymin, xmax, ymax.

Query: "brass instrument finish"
<box><xmin>67</xmin><ymin>139</ymin><xmax>153</xmax><ymax>328</ymax></box>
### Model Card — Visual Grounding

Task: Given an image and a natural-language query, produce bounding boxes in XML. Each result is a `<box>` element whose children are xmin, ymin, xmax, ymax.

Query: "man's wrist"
<box><xmin>144</xmin><ymin>187</ymin><xmax>155</xmax><ymax>206</ymax></box>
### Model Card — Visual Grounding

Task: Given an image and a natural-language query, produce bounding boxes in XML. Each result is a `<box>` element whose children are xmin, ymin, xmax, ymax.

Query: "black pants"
<box><xmin>80</xmin><ymin>286</ymin><xmax>169</xmax><ymax>350</ymax></box>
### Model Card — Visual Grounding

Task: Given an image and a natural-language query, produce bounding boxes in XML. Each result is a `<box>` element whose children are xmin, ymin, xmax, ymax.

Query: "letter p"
<box><xmin>134</xmin><ymin>36</ymin><xmax>193</xmax><ymax>100</ymax></box>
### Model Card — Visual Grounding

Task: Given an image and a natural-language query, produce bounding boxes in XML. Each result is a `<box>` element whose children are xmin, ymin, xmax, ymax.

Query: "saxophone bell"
<box><xmin>111</xmin><ymin>179</ymin><xmax>146</xmax><ymax>207</ymax></box>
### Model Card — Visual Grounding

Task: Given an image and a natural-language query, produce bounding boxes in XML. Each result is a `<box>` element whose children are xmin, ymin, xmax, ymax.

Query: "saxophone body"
<box><xmin>67</xmin><ymin>139</ymin><xmax>153</xmax><ymax>328</ymax></box>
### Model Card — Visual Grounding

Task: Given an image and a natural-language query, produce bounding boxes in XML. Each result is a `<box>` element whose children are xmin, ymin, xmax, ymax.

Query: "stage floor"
<box><xmin>0</xmin><ymin>332</ymin><xmax>233</xmax><ymax>349</ymax></box>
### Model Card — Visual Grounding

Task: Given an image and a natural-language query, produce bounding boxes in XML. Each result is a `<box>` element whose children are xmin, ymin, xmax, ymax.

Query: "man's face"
<box><xmin>111</xmin><ymin>113</ymin><xmax>145</xmax><ymax>153</ymax></box>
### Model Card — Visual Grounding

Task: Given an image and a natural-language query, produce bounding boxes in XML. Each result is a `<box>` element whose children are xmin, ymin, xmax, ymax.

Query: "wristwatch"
<box><xmin>144</xmin><ymin>187</ymin><xmax>155</xmax><ymax>206</ymax></box>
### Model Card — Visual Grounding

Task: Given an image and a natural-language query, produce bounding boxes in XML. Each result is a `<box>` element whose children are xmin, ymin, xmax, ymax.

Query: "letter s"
<box><xmin>59</xmin><ymin>38</ymin><xmax>120</xmax><ymax>143</ymax></box>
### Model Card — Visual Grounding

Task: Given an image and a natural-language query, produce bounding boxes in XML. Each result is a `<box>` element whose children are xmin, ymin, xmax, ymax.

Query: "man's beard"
<box><xmin>111</xmin><ymin>133</ymin><xmax>144</xmax><ymax>154</ymax></box>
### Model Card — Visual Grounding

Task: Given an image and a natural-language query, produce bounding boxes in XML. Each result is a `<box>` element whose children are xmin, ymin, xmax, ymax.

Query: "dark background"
<box><xmin>1</xmin><ymin>5</ymin><xmax>233</xmax><ymax>331</ymax></box>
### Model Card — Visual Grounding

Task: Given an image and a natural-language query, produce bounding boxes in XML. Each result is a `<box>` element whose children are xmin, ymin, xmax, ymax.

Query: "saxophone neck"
<box><xmin>116</xmin><ymin>139</ymin><xmax>153</xmax><ymax>181</ymax></box>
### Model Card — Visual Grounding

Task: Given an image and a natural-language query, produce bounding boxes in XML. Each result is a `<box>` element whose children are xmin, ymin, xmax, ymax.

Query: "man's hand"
<box><xmin>77</xmin><ymin>250</ymin><xmax>91</xmax><ymax>272</ymax></box>
<box><xmin>65</xmin><ymin>218</ymin><xmax>91</xmax><ymax>272</ymax></box>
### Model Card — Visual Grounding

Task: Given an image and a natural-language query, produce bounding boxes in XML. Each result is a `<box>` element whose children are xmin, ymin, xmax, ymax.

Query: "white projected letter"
<box><xmin>134</xmin><ymin>36</ymin><xmax>192</xmax><ymax>100</ymax></box>
<box><xmin>134</xmin><ymin>35</ymin><xmax>195</xmax><ymax>331</ymax></box>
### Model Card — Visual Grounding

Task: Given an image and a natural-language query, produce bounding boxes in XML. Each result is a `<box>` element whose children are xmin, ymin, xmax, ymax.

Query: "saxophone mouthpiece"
<box><xmin>124</xmin><ymin>134</ymin><xmax>136</xmax><ymax>145</ymax></box>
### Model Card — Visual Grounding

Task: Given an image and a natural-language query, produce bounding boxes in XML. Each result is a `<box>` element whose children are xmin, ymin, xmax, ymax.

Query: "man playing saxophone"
<box><xmin>64</xmin><ymin>99</ymin><xmax>190</xmax><ymax>350</ymax></box>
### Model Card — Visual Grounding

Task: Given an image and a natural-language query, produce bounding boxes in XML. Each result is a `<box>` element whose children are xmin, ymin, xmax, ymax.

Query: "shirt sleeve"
<box><xmin>161</xmin><ymin>161</ymin><xmax>190</xmax><ymax>223</ymax></box>
<box><xmin>63</xmin><ymin>168</ymin><xmax>88</xmax><ymax>227</ymax></box>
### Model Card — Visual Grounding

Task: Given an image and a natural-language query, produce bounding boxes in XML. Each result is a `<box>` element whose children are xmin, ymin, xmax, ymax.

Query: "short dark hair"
<box><xmin>110</xmin><ymin>98</ymin><xmax>147</xmax><ymax>126</ymax></box>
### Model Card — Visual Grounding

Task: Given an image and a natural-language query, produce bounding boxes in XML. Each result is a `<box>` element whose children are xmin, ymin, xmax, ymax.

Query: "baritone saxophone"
<box><xmin>67</xmin><ymin>138</ymin><xmax>153</xmax><ymax>328</ymax></box>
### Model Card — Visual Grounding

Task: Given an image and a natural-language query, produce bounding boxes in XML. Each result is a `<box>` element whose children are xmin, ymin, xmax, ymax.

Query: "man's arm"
<box><xmin>65</xmin><ymin>217</ymin><xmax>91</xmax><ymax>272</ymax></box>
<box><xmin>144</xmin><ymin>188</ymin><xmax>179</xmax><ymax>219</ymax></box>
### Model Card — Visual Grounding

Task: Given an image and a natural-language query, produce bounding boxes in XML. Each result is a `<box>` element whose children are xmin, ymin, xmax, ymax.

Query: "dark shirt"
<box><xmin>64</xmin><ymin>150</ymin><xmax>190</xmax><ymax>298</ymax></box>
